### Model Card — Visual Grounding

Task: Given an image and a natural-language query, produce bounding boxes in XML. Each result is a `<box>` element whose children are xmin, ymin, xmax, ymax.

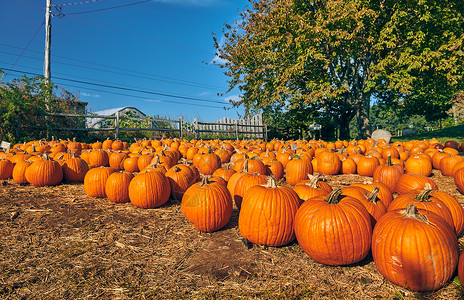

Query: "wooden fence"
<box><xmin>15</xmin><ymin>111</ymin><xmax>268</xmax><ymax>141</ymax></box>
<box><xmin>45</xmin><ymin>112</ymin><xmax>183</xmax><ymax>139</ymax></box>
<box><xmin>192</xmin><ymin>113</ymin><xmax>267</xmax><ymax>141</ymax></box>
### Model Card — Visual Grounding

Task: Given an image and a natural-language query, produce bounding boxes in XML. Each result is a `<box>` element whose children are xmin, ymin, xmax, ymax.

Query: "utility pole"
<box><xmin>44</xmin><ymin>0</ymin><xmax>51</xmax><ymax>81</ymax></box>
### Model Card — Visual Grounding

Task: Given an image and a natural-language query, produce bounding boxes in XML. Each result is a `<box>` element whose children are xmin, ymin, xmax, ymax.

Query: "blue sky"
<box><xmin>0</xmin><ymin>0</ymin><xmax>250</xmax><ymax>123</ymax></box>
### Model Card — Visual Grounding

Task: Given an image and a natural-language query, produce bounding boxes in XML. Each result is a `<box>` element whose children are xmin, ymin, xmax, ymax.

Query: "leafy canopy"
<box><xmin>215</xmin><ymin>0</ymin><xmax>463</xmax><ymax>138</ymax></box>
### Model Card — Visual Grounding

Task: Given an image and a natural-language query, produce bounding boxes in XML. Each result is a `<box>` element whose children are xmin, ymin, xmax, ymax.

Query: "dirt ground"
<box><xmin>1</xmin><ymin>170</ymin><xmax>464</xmax><ymax>299</ymax></box>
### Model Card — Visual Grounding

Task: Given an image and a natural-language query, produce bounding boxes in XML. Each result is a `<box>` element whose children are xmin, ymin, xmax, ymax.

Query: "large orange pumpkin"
<box><xmin>84</xmin><ymin>167</ymin><xmax>115</xmax><ymax>198</ymax></box>
<box><xmin>294</xmin><ymin>189</ymin><xmax>372</xmax><ymax>266</ymax></box>
<box><xmin>238</xmin><ymin>176</ymin><xmax>300</xmax><ymax>247</ymax></box>
<box><xmin>25</xmin><ymin>155</ymin><xmax>63</xmax><ymax>187</ymax></box>
<box><xmin>181</xmin><ymin>177</ymin><xmax>233</xmax><ymax>232</ymax></box>
<box><xmin>105</xmin><ymin>171</ymin><xmax>134</xmax><ymax>203</ymax></box>
<box><xmin>372</xmin><ymin>205</ymin><xmax>458</xmax><ymax>292</ymax></box>
<box><xmin>129</xmin><ymin>170</ymin><xmax>170</xmax><ymax>208</ymax></box>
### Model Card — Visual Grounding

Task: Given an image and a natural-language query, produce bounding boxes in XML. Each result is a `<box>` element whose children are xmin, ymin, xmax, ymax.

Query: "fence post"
<box><xmin>235</xmin><ymin>122</ymin><xmax>238</xmax><ymax>140</ymax></box>
<box><xmin>194</xmin><ymin>118</ymin><xmax>199</xmax><ymax>140</ymax></box>
<box><xmin>179</xmin><ymin>116</ymin><xmax>183</xmax><ymax>139</ymax></box>
<box><xmin>264</xmin><ymin>124</ymin><xmax>268</xmax><ymax>142</ymax></box>
<box><xmin>115</xmin><ymin>111</ymin><xmax>120</xmax><ymax>140</ymax></box>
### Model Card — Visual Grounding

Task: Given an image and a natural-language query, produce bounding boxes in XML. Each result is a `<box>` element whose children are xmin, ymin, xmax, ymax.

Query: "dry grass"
<box><xmin>1</xmin><ymin>170</ymin><xmax>464</xmax><ymax>299</ymax></box>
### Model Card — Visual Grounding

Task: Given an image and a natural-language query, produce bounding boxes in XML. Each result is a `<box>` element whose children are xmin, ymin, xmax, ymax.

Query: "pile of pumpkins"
<box><xmin>1</xmin><ymin>137</ymin><xmax>464</xmax><ymax>292</ymax></box>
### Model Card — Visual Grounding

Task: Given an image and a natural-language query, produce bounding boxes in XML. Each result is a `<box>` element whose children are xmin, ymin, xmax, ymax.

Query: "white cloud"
<box><xmin>224</xmin><ymin>94</ymin><xmax>241</xmax><ymax>104</ymax></box>
<box><xmin>210</xmin><ymin>35</ymin><xmax>229</xmax><ymax>65</ymax></box>
<box><xmin>81</xmin><ymin>92</ymin><xmax>101</xmax><ymax>98</ymax></box>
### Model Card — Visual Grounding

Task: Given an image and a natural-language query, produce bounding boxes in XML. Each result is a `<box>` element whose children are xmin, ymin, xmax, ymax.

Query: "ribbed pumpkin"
<box><xmin>440</xmin><ymin>154</ymin><xmax>464</xmax><ymax>177</ymax></box>
<box><xmin>372</xmin><ymin>205</ymin><xmax>458</xmax><ymax>292</ymax></box>
<box><xmin>105</xmin><ymin>171</ymin><xmax>134</xmax><ymax>203</ymax></box>
<box><xmin>293</xmin><ymin>174</ymin><xmax>332</xmax><ymax>201</ymax></box>
<box><xmin>181</xmin><ymin>176</ymin><xmax>233</xmax><ymax>232</ymax></box>
<box><xmin>109</xmin><ymin>151</ymin><xmax>128</xmax><ymax>171</ymax></box>
<box><xmin>233</xmin><ymin>172</ymin><xmax>267</xmax><ymax>209</ymax></box>
<box><xmin>0</xmin><ymin>158</ymin><xmax>14</xmax><ymax>179</ymax></box>
<box><xmin>197</xmin><ymin>147</ymin><xmax>221</xmax><ymax>175</ymax></box>
<box><xmin>391</xmin><ymin>184</ymin><xmax>464</xmax><ymax>235</ymax></box>
<box><xmin>341</xmin><ymin>156</ymin><xmax>357</xmax><ymax>174</ymax></box>
<box><xmin>294</xmin><ymin>189</ymin><xmax>372</xmax><ymax>266</ymax></box>
<box><xmin>12</xmin><ymin>160</ymin><xmax>32</xmax><ymax>183</ymax></box>
<box><xmin>25</xmin><ymin>155</ymin><xmax>63</xmax><ymax>186</ymax></box>
<box><xmin>212</xmin><ymin>163</ymin><xmax>236</xmax><ymax>183</ymax></box>
<box><xmin>62</xmin><ymin>155</ymin><xmax>89</xmax><ymax>182</ymax></box>
<box><xmin>396</xmin><ymin>173</ymin><xmax>438</xmax><ymax>194</ymax></box>
<box><xmin>264</xmin><ymin>158</ymin><xmax>285</xmax><ymax>180</ymax></box>
<box><xmin>455</xmin><ymin>167</ymin><xmax>464</xmax><ymax>194</ymax></box>
<box><xmin>165</xmin><ymin>164</ymin><xmax>194</xmax><ymax>200</ymax></box>
<box><xmin>123</xmin><ymin>156</ymin><xmax>139</xmax><ymax>172</ymax></box>
<box><xmin>238</xmin><ymin>176</ymin><xmax>300</xmax><ymax>246</ymax></box>
<box><xmin>84</xmin><ymin>167</ymin><xmax>115</xmax><ymax>198</ymax></box>
<box><xmin>404</xmin><ymin>154</ymin><xmax>432</xmax><ymax>176</ymax></box>
<box><xmin>316</xmin><ymin>151</ymin><xmax>341</xmax><ymax>175</ymax></box>
<box><xmin>372</xmin><ymin>155</ymin><xmax>404</xmax><ymax>193</ymax></box>
<box><xmin>285</xmin><ymin>155</ymin><xmax>313</xmax><ymax>186</ymax></box>
<box><xmin>352</xmin><ymin>181</ymin><xmax>393</xmax><ymax>208</ymax></box>
<box><xmin>88</xmin><ymin>149</ymin><xmax>109</xmax><ymax>168</ymax></box>
<box><xmin>357</xmin><ymin>155</ymin><xmax>380</xmax><ymax>177</ymax></box>
<box><xmin>388</xmin><ymin>190</ymin><xmax>454</xmax><ymax>230</ymax></box>
<box><xmin>459</xmin><ymin>251</ymin><xmax>464</xmax><ymax>290</ymax></box>
<box><xmin>341</xmin><ymin>186</ymin><xmax>387</xmax><ymax>227</ymax></box>
<box><xmin>129</xmin><ymin>170</ymin><xmax>171</xmax><ymax>208</ymax></box>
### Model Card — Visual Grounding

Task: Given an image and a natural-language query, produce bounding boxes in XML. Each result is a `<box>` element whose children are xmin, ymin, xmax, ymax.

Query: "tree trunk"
<box><xmin>339</xmin><ymin>113</ymin><xmax>352</xmax><ymax>139</ymax></box>
<box><xmin>356</xmin><ymin>92</ymin><xmax>372</xmax><ymax>139</ymax></box>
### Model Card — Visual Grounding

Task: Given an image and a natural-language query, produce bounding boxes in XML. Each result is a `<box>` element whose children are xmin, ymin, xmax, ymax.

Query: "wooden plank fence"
<box><xmin>192</xmin><ymin>113</ymin><xmax>267</xmax><ymax>141</ymax></box>
<box><xmin>43</xmin><ymin>112</ymin><xmax>183</xmax><ymax>139</ymax></box>
<box><xmin>15</xmin><ymin>111</ymin><xmax>268</xmax><ymax>141</ymax></box>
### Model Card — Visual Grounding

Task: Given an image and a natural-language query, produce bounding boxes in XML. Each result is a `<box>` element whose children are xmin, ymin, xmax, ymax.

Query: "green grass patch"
<box><xmin>391</xmin><ymin>124</ymin><xmax>464</xmax><ymax>143</ymax></box>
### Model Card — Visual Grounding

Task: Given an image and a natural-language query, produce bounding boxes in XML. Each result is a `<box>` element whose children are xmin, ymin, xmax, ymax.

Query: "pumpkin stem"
<box><xmin>387</xmin><ymin>155</ymin><xmax>392</xmax><ymax>166</ymax></box>
<box><xmin>173</xmin><ymin>166</ymin><xmax>181</xmax><ymax>172</ymax></box>
<box><xmin>366</xmin><ymin>187</ymin><xmax>380</xmax><ymax>203</ymax></box>
<box><xmin>326</xmin><ymin>189</ymin><xmax>344</xmax><ymax>204</ymax></box>
<box><xmin>266</xmin><ymin>175</ymin><xmax>278</xmax><ymax>188</ymax></box>
<box><xmin>199</xmin><ymin>175</ymin><xmax>211</xmax><ymax>186</ymax></box>
<box><xmin>308</xmin><ymin>174</ymin><xmax>323</xmax><ymax>188</ymax></box>
<box><xmin>414</xmin><ymin>185</ymin><xmax>435</xmax><ymax>202</ymax></box>
<box><xmin>403</xmin><ymin>204</ymin><xmax>430</xmax><ymax>224</ymax></box>
<box><xmin>241</xmin><ymin>159</ymin><xmax>249</xmax><ymax>173</ymax></box>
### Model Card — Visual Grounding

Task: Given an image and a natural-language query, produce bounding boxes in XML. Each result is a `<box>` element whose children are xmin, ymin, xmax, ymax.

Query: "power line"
<box><xmin>1</xmin><ymin>67</ymin><xmax>233</xmax><ymax>106</ymax></box>
<box><xmin>0</xmin><ymin>43</ymin><xmax>225</xmax><ymax>90</ymax></box>
<box><xmin>59</xmin><ymin>0</ymin><xmax>152</xmax><ymax>16</ymax></box>
<box><xmin>54</xmin><ymin>82</ymin><xmax>228</xmax><ymax>109</ymax></box>
<box><xmin>52</xmin><ymin>0</ymin><xmax>104</xmax><ymax>6</ymax></box>
<box><xmin>2</xmin><ymin>67</ymin><xmax>228</xmax><ymax>109</ymax></box>
<box><xmin>3</xmin><ymin>21</ymin><xmax>44</xmax><ymax>78</ymax></box>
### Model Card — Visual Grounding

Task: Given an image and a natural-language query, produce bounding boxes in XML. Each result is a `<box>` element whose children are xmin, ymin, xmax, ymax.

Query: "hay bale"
<box><xmin>371</xmin><ymin>129</ymin><xmax>392</xmax><ymax>143</ymax></box>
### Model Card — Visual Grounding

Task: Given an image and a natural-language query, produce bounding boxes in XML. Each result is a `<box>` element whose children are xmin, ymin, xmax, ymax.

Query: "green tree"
<box><xmin>0</xmin><ymin>74</ymin><xmax>88</xmax><ymax>143</ymax></box>
<box><xmin>215</xmin><ymin>0</ymin><xmax>464</xmax><ymax>139</ymax></box>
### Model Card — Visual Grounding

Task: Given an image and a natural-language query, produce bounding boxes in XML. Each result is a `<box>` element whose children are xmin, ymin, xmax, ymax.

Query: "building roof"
<box><xmin>87</xmin><ymin>106</ymin><xmax>146</xmax><ymax>128</ymax></box>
